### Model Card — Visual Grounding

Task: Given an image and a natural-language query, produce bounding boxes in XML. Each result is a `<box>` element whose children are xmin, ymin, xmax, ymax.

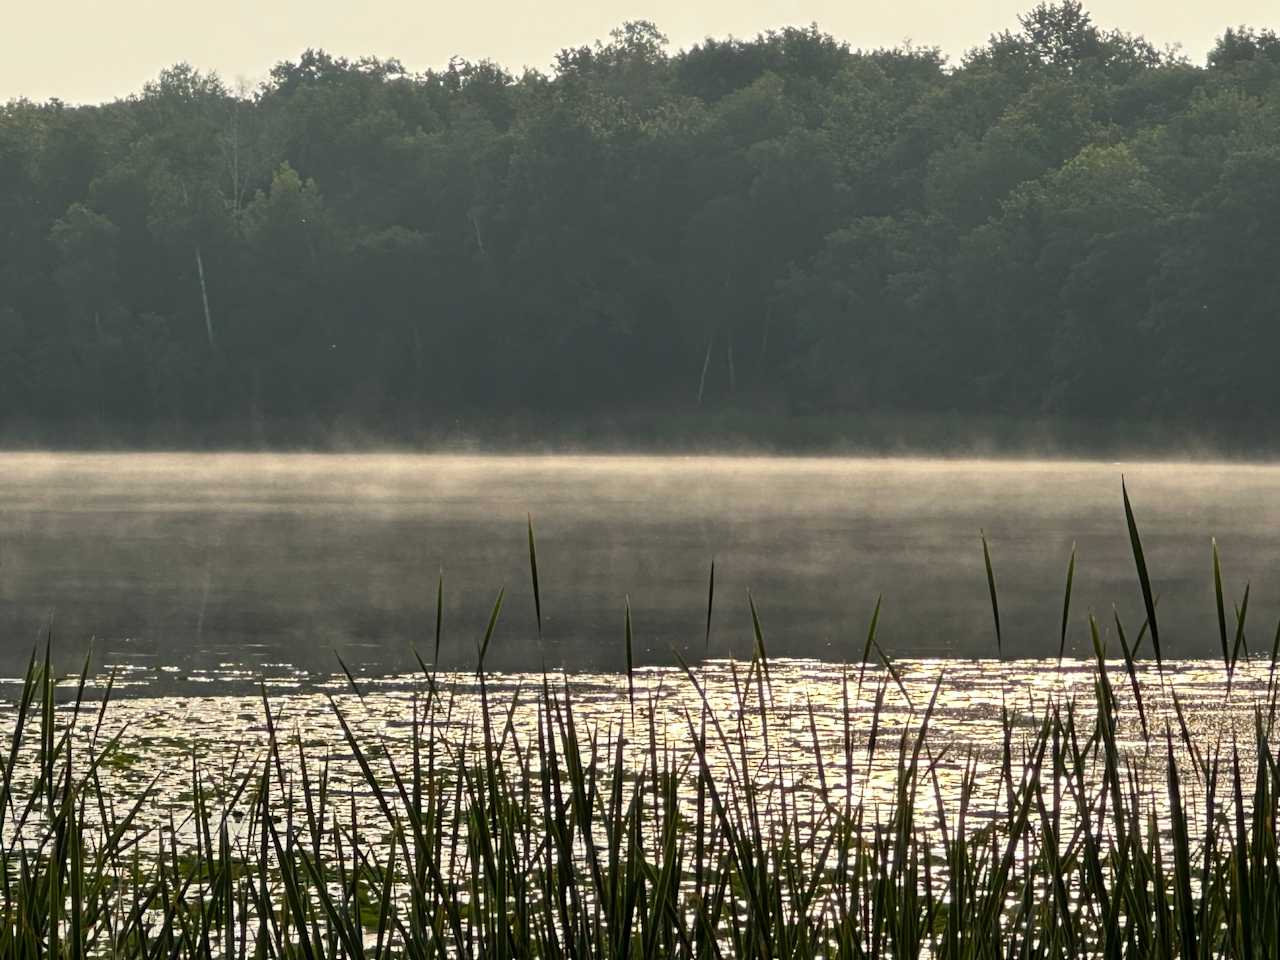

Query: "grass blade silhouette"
<box><xmin>434</xmin><ymin>571</ymin><xmax>444</xmax><ymax>666</ymax></box>
<box><xmin>704</xmin><ymin>559</ymin><xmax>715</xmax><ymax>659</ymax></box>
<box><xmin>477</xmin><ymin>587</ymin><xmax>505</xmax><ymax>674</ymax></box>
<box><xmin>527</xmin><ymin>514</ymin><xmax>542</xmax><ymax>641</ymax></box>
<box><xmin>1058</xmin><ymin>542</ymin><xmax>1076</xmax><ymax>664</ymax></box>
<box><xmin>981</xmin><ymin>530</ymin><xmax>1001</xmax><ymax>658</ymax></box>
<box><xmin>856</xmin><ymin>594</ymin><xmax>883</xmax><ymax>701</ymax></box>
<box><xmin>1213</xmin><ymin>539</ymin><xmax>1229</xmax><ymax>673</ymax></box>
<box><xmin>1122</xmin><ymin>477</ymin><xmax>1163</xmax><ymax>670</ymax></box>
<box><xmin>624</xmin><ymin>595</ymin><xmax>635</xmax><ymax>718</ymax></box>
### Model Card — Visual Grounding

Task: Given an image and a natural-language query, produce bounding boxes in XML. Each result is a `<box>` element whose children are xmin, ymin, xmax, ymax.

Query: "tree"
<box><xmin>238</xmin><ymin>163</ymin><xmax>339</xmax><ymax>421</ymax></box>
<box><xmin>2</xmin><ymin>10</ymin><xmax>1279</xmax><ymax>446</ymax></box>
<box><xmin>50</xmin><ymin>203</ymin><xmax>119</xmax><ymax>341</ymax></box>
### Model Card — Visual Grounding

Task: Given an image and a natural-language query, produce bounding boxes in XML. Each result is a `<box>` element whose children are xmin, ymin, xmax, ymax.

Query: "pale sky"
<box><xmin>5</xmin><ymin>0</ymin><xmax>1278</xmax><ymax>104</ymax></box>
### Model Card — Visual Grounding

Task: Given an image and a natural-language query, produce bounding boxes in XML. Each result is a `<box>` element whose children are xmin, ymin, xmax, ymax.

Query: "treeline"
<box><xmin>2</xmin><ymin>3</ymin><xmax>1279</xmax><ymax>445</ymax></box>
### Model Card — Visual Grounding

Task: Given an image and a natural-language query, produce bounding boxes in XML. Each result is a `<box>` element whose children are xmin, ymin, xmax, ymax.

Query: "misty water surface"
<box><xmin>0</xmin><ymin>452</ymin><xmax>1276</xmax><ymax>687</ymax></box>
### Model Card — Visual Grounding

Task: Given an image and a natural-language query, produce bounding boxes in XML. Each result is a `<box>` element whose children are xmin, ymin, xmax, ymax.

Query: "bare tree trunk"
<box><xmin>223</xmin><ymin>86</ymin><xmax>253</xmax><ymax>215</ymax></box>
<box><xmin>697</xmin><ymin>333</ymin><xmax>714</xmax><ymax>406</ymax></box>
<box><xmin>195</xmin><ymin>245</ymin><xmax>215</xmax><ymax>347</ymax></box>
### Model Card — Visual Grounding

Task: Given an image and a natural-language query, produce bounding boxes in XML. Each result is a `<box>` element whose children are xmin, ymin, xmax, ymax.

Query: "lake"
<box><xmin>1</xmin><ymin>452</ymin><xmax>1276</xmax><ymax>955</ymax></box>
<box><xmin>1</xmin><ymin>452</ymin><xmax>1277</xmax><ymax>688</ymax></box>
<box><xmin>6</xmin><ymin>656</ymin><xmax>1266</xmax><ymax>850</ymax></box>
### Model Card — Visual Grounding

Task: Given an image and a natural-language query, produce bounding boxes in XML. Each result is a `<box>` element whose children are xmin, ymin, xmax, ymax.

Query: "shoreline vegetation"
<box><xmin>4</xmin><ymin>497</ymin><xmax>1280</xmax><ymax>956</ymax></box>
<box><xmin>6</xmin><ymin>643</ymin><xmax>1280</xmax><ymax>958</ymax></box>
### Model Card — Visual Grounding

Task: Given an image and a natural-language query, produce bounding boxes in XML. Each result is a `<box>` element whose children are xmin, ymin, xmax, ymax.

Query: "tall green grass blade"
<box><xmin>624</xmin><ymin>595</ymin><xmax>635</xmax><ymax>718</ymax></box>
<box><xmin>477</xmin><ymin>587</ymin><xmax>505</xmax><ymax>673</ymax></box>
<box><xmin>981</xmin><ymin>530</ymin><xmax>1002</xmax><ymax>657</ymax></box>
<box><xmin>1214</xmin><ymin>538</ymin><xmax>1230</xmax><ymax>673</ymax></box>
<box><xmin>435</xmin><ymin>571</ymin><xmax>444</xmax><ymax>666</ymax></box>
<box><xmin>1231</xmin><ymin>582</ymin><xmax>1251</xmax><ymax>675</ymax></box>
<box><xmin>527</xmin><ymin>514</ymin><xmax>542</xmax><ymax>640</ymax></box>
<box><xmin>704</xmin><ymin>559</ymin><xmax>715</xmax><ymax>658</ymax></box>
<box><xmin>747</xmin><ymin>590</ymin><xmax>771</xmax><ymax>687</ymax></box>
<box><xmin>1058</xmin><ymin>542</ymin><xmax>1076</xmax><ymax>664</ymax></box>
<box><xmin>856</xmin><ymin>594</ymin><xmax>882</xmax><ymax>701</ymax></box>
<box><xmin>1122</xmin><ymin>477</ymin><xmax>1163</xmax><ymax>669</ymax></box>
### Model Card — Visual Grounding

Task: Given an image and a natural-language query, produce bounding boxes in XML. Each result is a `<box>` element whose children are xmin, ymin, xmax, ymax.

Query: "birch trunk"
<box><xmin>195</xmin><ymin>245</ymin><xmax>214</xmax><ymax>347</ymax></box>
<box><xmin>697</xmin><ymin>333</ymin><xmax>714</xmax><ymax>406</ymax></box>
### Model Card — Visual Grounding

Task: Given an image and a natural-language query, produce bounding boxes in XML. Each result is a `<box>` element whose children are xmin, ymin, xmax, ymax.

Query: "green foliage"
<box><xmin>1</xmin><ymin>6</ymin><xmax>1278</xmax><ymax>442</ymax></box>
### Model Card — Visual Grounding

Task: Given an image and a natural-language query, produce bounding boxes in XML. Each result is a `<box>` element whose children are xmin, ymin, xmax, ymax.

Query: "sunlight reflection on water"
<box><xmin>2</xmin><ymin>656</ymin><xmax>1265</xmax><ymax>848</ymax></box>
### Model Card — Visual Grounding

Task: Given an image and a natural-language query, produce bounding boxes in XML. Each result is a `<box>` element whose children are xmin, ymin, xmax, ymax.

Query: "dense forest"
<box><xmin>2</xmin><ymin>3</ymin><xmax>1279</xmax><ymax>448</ymax></box>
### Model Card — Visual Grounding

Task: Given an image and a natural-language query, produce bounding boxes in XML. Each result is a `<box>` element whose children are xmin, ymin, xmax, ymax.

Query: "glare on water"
<box><xmin>1</xmin><ymin>656</ymin><xmax>1266</xmax><ymax>850</ymax></box>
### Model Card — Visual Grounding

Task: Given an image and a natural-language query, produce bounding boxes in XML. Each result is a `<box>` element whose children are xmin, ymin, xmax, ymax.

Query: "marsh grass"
<box><xmin>4</xmin><ymin>490</ymin><xmax>1280</xmax><ymax>957</ymax></box>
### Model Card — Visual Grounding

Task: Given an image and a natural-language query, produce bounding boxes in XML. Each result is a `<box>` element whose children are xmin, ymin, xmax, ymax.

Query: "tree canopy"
<box><xmin>2</xmin><ymin>5</ymin><xmax>1278</xmax><ymax>448</ymax></box>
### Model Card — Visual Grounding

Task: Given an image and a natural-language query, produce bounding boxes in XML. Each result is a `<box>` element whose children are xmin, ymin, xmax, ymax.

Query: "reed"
<box><xmin>4</xmin><ymin>493</ymin><xmax>1280</xmax><ymax>957</ymax></box>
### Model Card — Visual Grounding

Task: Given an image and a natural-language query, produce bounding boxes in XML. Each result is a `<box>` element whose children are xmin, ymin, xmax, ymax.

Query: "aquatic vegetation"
<box><xmin>3</xmin><ymin>508</ymin><xmax>1280</xmax><ymax>957</ymax></box>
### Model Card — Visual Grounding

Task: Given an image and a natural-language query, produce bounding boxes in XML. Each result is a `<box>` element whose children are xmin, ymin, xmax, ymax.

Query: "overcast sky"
<box><xmin>5</xmin><ymin>0</ymin><xmax>1278</xmax><ymax>104</ymax></box>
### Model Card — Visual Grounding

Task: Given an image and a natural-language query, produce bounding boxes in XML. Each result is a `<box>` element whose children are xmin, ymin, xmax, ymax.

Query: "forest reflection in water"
<box><xmin>2</xmin><ymin>452</ymin><xmax>1280</xmax><ymax>685</ymax></box>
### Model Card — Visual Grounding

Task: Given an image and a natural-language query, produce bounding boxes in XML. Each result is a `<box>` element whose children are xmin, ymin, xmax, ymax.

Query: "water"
<box><xmin>1</xmin><ymin>453</ymin><xmax>1278</xmax><ymax>688</ymax></box>
<box><xmin>1</xmin><ymin>452</ymin><xmax>1274</xmax><ymax>947</ymax></box>
<box><xmin>4</xmin><ymin>657</ymin><xmax>1267</xmax><ymax>852</ymax></box>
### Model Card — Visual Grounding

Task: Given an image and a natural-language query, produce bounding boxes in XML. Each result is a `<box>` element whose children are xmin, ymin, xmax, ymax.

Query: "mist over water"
<box><xmin>0</xmin><ymin>452</ymin><xmax>1276</xmax><ymax>687</ymax></box>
